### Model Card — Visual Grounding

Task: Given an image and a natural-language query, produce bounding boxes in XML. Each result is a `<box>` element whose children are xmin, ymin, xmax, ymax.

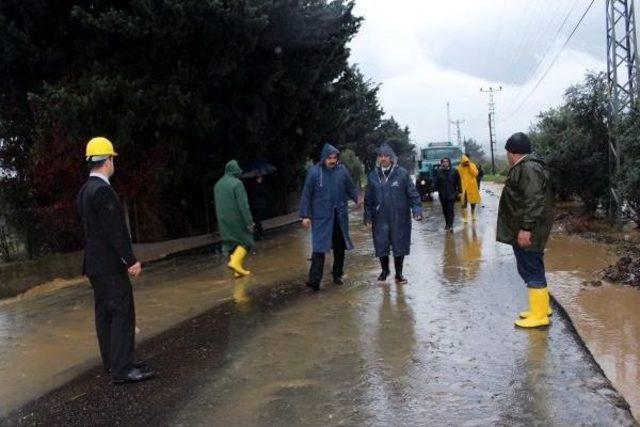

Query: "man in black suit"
<box><xmin>77</xmin><ymin>137</ymin><xmax>154</xmax><ymax>384</ymax></box>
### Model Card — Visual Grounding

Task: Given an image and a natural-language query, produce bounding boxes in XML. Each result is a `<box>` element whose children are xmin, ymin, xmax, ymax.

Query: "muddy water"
<box><xmin>170</xmin><ymin>187</ymin><xmax>634</xmax><ymax>426</ymax></box>
<box><xmin>546</xmin><ymin>235</ymin><xmax>640</xmax><ymax>420</ymax></box>
<box><xmin>0</xmin><ymin>183</ymin><xmax>637</xmax><ymax>425</ymax></box>
<box><xmin>0</xmin><ymin>227</ymin><xmax>311</xmax><ymax>415</ymax></box>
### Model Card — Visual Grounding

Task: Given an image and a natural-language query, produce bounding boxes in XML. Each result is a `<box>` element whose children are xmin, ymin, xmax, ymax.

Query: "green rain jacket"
<box><xmin>214</xmin><ymin>160</ymin><xmax>255</xmax><ymax>253</ymax></box>
<box><xmin>496</xmin><ymin>155</ymin><xmax>554</xmax><ymax>252</ymax></box>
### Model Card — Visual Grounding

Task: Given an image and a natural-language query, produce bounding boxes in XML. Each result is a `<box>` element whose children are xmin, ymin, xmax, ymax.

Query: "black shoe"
<box><xmin>306</xmin><ymin>281</ymin><xmax>320</xmax><ymax>291</ymax></box>
<box><xmin>112</xmin><ymin>367</ymin><xmax>155</xmax><ymax>384</ymax></box>
<box><xmin>333</xmin><ymin>276</ymin><xmax>344</xmax><ymax>285</ymax></box>
<box><xmin>106</xmin><ymin>360</ymin><xmax>148</xmax><ymax>375</ymax></box>
<box><xmin>377</xmin><ymin>270</ymin><xmax>390</xmax><ymax>282</ymax></box>
<box><xmin>395</xmin><ymin>275</ymin><xmax>408</xmax><ymax>284</ymax></box>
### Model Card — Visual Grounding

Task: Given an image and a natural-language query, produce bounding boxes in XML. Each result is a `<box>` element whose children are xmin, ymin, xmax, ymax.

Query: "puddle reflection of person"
<box><xmin>442</xmin><ymin>233</ymin><xmax>463</xmax><ymax>284</ymax></box>
<box><xmin>377</xmin><ymin>284</ymin><xmax>417</xmax><ymax>382</ymax></box>
<box><xmin>461</xmin><ymin>223</ymin><xmax>482</xmax><ymax>282</ymax></box>
<box><xmin>232</xmin><ymin>278</ymin><xmax>251</xmax><ymax>312</ymax></box>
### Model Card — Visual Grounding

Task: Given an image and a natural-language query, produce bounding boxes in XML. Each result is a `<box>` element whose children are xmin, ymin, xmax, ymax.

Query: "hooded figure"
<box><xmin>458</xmin><ymin>154</ymin><xmax>481</xmax><ymax>221</ymax></box>
<box><xmin>299</xmin><ymin>143</ymin><xmax>360</xmax><ymax>289</ymax></box>
<box><xmin>214</xmin><ymin>160</ymin><xmax>255</xmax><ymax>276</ymax></box>
<box><xmin>364</xmin><ymin>143</ymin><xmax>423</xmax><ymax>284</ymax></box>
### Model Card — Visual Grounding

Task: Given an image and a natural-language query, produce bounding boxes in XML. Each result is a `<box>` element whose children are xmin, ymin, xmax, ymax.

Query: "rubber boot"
<box><xmin>461</xmin><ymin>209</ymin><xmax>469</xmax><ymax>223</ymax></box>
<box><xmin>515</xmin><ymin>288</ymin><xmax>550</xmax><ymax>328</ymax></box>
<box><xmin>519</xmin><ymin>288</ymin><xmax>553</xmax><ymax>318</ymax></box>
<box><xmin>227</xmin><ymin>246</ymin><xmax>251</xmax><ymax>276</ymax></box>
<box><xmin>378</xmin><ymin>256</ymin><xmax>390</xmax><ymax>282</ymax></box>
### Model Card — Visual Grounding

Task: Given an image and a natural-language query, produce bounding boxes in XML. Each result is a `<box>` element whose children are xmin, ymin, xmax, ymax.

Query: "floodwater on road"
<box><xmin>169</xmin><ymin>187</ymin><xmax>635</xmax><ymax>426</ymax></box>
<box><xmin>0</xmin><ymin>183</ymin><xmax>638</xmax><ymax>426</ymax></box>
<box><xmin>0</xmin><ymin>224</ymin><xmax>311</xmax><ymax>416</ymax></box>
<box><xmin>546</xmin><ymin>235</ymin><xmax>640</xmax><ymax>419</ymax></box>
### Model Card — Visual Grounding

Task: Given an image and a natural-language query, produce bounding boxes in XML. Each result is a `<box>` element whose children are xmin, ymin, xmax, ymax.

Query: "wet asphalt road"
<box><xmin>1</xmin><ymin>184</ymin><xmax>638</xmax><ymax>426</ymax></box>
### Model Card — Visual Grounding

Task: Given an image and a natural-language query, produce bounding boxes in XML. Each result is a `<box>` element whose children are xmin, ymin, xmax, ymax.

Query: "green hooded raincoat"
<box><xmin>214</xmin><ymin>160</ymin><xmax>255</xmax><ymax>253</ymax></box>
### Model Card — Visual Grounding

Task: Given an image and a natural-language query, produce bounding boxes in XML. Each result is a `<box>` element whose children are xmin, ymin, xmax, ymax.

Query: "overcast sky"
<box><xmin>348</xmin><ymin>0</ymin><xmax>608</xmax><ymax>155</ymax></box>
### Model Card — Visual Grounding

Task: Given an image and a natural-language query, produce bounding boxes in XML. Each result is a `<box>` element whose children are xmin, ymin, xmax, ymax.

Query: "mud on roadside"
<box><xmin>553</xmin><ymin>202</ymin><xmax>640</xmax><ymax>289</ymax></box>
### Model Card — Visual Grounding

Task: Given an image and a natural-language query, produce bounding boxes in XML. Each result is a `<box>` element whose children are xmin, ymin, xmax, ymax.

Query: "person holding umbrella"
<box><xmin>241</xmin><ymin>159</ymin><xmax>277</xmax><ymax>241</ymax></box>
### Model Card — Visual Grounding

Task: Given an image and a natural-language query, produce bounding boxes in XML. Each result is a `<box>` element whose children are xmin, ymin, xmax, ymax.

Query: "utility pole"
<box><xmin>447</xmin><ymin>102</ymin><xmax>452</xmax><ymax>143</ymax></box>
<box><xmin>450</xmin><ymin>119</ymin><xmax>465</xmax><ymax>147</ymax></box>
<box><xmin>480</xmin><ymin>86</ymin><xmax>503</xmax><ymax>175</ymax></box>
<box><xmin>606</xmin><ymin>0</ymin><xmax>640</xmax><ymax>221</ymax></box>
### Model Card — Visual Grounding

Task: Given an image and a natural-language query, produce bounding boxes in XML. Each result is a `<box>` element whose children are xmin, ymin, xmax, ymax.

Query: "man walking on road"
<box><xmin>214</xmin><ymin>160</ymin><xmax>255</xmax><ymax>277</ymax></box>
<box><xmin>458</xmin><ymin>154</ymin><xmax>481</xmax><ymax>222</ymax></box>
<box><xmin>77</xmin><ymin>137</ymin><xmax>154</xmax><ymax>384</ymax></box>
<box><xmin>364</xmin><ymin>144</ymin><xmax>423</xmax><ymax>283</ymax></box>
<box><xmin>497</xmin><ymin>132</ymin><xmax>554</xmax><ymax>328</ymax></box>
<box><xmin>435</xmin><ymin>157</ymin><xmax>460</xmax><ymax>232</ymax></box>
<box><xmin>299</xmin><ymin>143</ymin><xmax>360</xmax><ymax>290</ymax></box>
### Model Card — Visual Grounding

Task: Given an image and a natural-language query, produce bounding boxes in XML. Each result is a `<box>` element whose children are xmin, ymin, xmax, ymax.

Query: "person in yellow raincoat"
<box><xmin>458</xmin><ymin>154</ymin><xmax>481</xmax><ymax>221</ymax></box>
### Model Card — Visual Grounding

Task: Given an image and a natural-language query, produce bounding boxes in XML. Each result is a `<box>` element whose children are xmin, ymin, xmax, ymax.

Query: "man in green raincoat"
<box><xmin>214</xmin><ymin>160</ymin><xmax>255</xmax><ymax>277</ymax></box>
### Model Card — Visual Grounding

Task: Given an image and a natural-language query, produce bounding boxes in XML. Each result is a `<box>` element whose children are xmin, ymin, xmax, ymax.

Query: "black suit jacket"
<box><xmin>77</xmin><ymin>176</ymin><xmax>137</xmax><ymax>277</ymax></box>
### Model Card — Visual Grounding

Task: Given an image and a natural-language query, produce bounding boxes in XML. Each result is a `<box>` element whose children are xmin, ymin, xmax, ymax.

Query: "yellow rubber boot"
<box><xmin>515</xmin><ymin>288</ymin><xmax>550</xmax><ymax>328</ymax></box>
<box><xmin>227</xmin><ymin>246</ymin><xmax>251</xmax><ymax>276</ymax></box>
<box><xmin>462</xmin><ymin>209</ymin><xmax>469</xmax><ymax>223</ymax></box>
<box><xmin>519</xmin><ymin>288</ymin><xmax>553</xmax><ymax>318</ymax></box>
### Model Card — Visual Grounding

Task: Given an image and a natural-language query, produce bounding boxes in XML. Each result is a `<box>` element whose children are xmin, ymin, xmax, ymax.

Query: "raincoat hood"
<box><xmin>224</xmin><ymin>160</ymin><xmax>243</xmax><ymax>177</ymax></box>
<box><xmin>320</xmin><ymin>143</ymin><xmax>340</xmax><ymax>163</ymax></box>
<box><xmin>376</xmin><ymin>143</ymin><xmax>397</xmax><ymax>161</ymax></box>
<box><xmin>460</xmin><ymin>155</ymin><xmax>471</xmax><ymax>164</ymax></box>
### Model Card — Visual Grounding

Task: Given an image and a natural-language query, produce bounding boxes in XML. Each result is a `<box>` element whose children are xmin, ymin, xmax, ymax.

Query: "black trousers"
<box><xmin>308</xmin><ymin>212</ymin><xmax>346</xmax><ymax>285</ymax></box>
<box><xmin>89</xmin><ymin>273</ymin><xmax>136</xmax><ymax>377</ymax></box>
<box><xmin>440</xmin><ymin>199</ymin><xmax>455</xmax><ymax>228</ymax></box>
<box><xmin>254</xmin><ymin>208</ymin><xmax>265</xmax><ymax>240</ymax></box>
<box><xmin>380</xmin><ymin>255</ymin><xmax>405</xmax><ymax>276</ymax></box>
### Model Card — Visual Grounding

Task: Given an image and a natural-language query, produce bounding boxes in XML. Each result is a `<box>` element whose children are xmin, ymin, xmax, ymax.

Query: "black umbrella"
<box><xmin>240</xmin><ymin>159</ymin><xmax>277</xmax><ymax>178</ymax></box>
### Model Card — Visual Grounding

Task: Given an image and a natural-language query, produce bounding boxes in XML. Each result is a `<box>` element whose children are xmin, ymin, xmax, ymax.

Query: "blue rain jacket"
<box><xmin>364</xmin><ymin>144</ymin><xmax>422</xmax><ymax>257</ymax></box>
<box><xmin>299</xmin><ymin>144</ymin><xmax>360</xmax><ymax>253</ymax></box>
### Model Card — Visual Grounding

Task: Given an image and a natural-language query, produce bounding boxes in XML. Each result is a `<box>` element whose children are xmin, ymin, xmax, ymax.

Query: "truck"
<box><xmin>415</xmin><ymin>142</ymin><xmax>463</xmax><ymax>201</ymax></box>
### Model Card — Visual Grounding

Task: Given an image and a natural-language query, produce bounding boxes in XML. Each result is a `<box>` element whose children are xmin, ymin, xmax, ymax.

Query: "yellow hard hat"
<box><xmin>85</xmin><ymin>137</ymin><xmax>118</xmax><ymax>161</ymax></box>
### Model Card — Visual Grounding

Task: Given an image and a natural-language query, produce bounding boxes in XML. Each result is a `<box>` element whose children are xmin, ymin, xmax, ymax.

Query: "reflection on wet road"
<box><xmin>0</xmin><ymin>184</ymin><xmax>637</xmax><ymax>425</ymax></box>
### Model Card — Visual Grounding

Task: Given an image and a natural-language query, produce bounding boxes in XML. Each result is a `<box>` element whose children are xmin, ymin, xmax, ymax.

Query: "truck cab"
<box><xmin>416</xmin><ymin>142</ymin><xmax>463</xmax><ymax>201</ymax></box>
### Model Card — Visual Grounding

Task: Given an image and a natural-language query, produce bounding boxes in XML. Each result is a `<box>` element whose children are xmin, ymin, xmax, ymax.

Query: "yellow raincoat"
<box><xmin>458</xmin><ymin>155</ymin><xmax>481</xmax><ymax>204</ymax></box>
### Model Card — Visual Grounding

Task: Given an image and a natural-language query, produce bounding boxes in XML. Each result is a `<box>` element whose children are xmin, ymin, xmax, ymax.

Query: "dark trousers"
<box><xmin>440</xmin><ymin>199</ymin><xmax>455</xmax><ymax>228</ymax></box>
<box><xmin>513</xmin><ymin>246</ymin><xmax>547</xmax><ymax>288</ymax></box>
<box><xmin>308</xmin><ymin>212</ymin><xmax>346</xmax><ymax>285</ymax></box>
<box><xmin>89</xmin><ymin>273</ymin><xmax>136</xmax><ymax>377</ymax></box>
<box><xmin>462</xmin><ymin>195</ymin><xmax>476</xmax><ymax>212</ymax></box>
<box><xmin>380</xmin><ymin>255</ymin><xmax>405</xmax><ymax>277</ymax></box>
<box><xmin>254</xmin><ymin>208</ymin><xmax>265</xmax><ymax>240</ymax></box>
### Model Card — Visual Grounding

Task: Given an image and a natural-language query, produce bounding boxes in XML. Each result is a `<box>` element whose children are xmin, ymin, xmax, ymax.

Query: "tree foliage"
<box><xmin>529</xmin><ymin>72</ymin><xmax>609</xmax><ymax>213</ymax></box>
<box><xmin>0</xmin><ymin>0</ymin><xmax>410</xmax><ymax>255</ymax></box>
<box><xmin>462</xmin><ymin>138</ymin><xmax>486</xmax><ymax>163</ymax></box>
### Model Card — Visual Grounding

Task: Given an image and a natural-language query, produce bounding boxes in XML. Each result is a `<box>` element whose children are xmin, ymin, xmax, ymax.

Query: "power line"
<box><xmin>500</xmin><ymin>0</ymin><xmax>597</xmax><ymax>122</ymax></box>
<box><xmin>501</xmin><ymin>0</ymin><xmax>581</xmax><ymax>114</ymax></box>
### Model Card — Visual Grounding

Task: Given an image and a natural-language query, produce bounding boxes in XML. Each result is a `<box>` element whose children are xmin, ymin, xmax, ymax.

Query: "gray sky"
<box><xmin>349</xmin><ymin>0</ymin><xmax>607</xmax><ymax>155</ymax></box>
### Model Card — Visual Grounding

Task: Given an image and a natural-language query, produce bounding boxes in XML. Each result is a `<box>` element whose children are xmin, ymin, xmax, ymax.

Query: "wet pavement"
<box><xmin>1</xmin><ymin>183</ymin><xmax>638</xmax><ymax>426</ymax></box>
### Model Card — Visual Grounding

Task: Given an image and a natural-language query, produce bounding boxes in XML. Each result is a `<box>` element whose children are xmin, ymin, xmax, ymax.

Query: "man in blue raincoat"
<box><xmin>300</xmin><ymin>143</ymin><xmax>361</xmax><ymax>290</ymax></box>
<box><xmin>364</xmin><ymin>143</ymin><xmax>423</xmax><ymax>284</ymax></box>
